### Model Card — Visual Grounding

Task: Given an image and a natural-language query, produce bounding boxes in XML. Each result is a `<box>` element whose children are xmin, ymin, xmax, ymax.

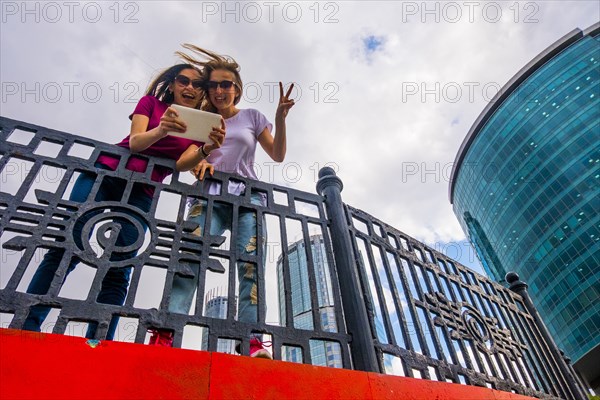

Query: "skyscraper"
<box><xmin>276</xmin><ymin>234</ymin><xmax>342</xmax><ymax>368</ymax></box>
<box><xmin>450</xmin><ymin>23</ymin><xmax>599</xmax><ymax>390</ymax></box>
<box><xmin>202</xmin><ymin>288</ymin><xmax>237</xmax><ymax>354</ymax></box>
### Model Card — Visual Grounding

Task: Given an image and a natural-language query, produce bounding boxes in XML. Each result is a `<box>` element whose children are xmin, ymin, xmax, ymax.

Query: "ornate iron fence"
<box><xmin>0</xmin><ymin>117</ymin><xmax>586</xmax><ymax>399</ymax></box>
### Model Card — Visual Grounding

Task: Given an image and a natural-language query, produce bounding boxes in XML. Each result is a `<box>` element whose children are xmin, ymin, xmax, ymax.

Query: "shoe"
<box><xmin>148</xmin><ymin>329</ymin><xmax>174</xmax><ymax>347</ymax></box>
<box><xmin>249</xmin><ymin>337</ymin><xmax>272</xmax><ymax>359</ymax></box>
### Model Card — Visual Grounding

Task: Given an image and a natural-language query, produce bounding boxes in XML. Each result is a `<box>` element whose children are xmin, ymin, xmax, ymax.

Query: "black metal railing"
<box><xmin>0</xmin><ymin>117</ymin><xmax>586</xmax><ymax>399</ymax></box>
<box><xmin>338</xmin><ymin>202</ymin><xmax>587</xmax><ymax>400</ymax></box>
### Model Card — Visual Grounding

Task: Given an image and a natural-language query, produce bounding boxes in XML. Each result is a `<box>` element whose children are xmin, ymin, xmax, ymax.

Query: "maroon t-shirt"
<box><xmin>97</xmin><ymin>95</ymin><xmax>203</xmax><ymax>193</ymax></box>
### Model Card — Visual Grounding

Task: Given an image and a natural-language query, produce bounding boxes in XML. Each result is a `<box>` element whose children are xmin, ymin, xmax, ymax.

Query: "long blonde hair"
<box><xmin>176</xmin><ymin>44</ymin><xmax>243</xmax><ymax>112</ymax></box>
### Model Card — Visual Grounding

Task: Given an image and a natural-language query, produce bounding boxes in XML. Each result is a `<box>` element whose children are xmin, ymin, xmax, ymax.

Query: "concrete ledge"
<box><xmin>0</xmin><ymin>328</ymin><xmax>538</xmax><ymax>399</ymax></box>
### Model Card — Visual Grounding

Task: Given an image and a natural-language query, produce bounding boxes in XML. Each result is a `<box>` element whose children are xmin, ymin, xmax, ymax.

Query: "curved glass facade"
<box><xmin>451</xmin><ymin>28</ymin><xmax>599</xmax><ymax>367</ymax></box>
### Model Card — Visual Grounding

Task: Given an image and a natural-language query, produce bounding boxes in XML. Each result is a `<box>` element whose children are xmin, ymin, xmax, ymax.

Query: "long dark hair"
<box><xmin>145</xmin><ymin>63</ymin><xmax>203</xmax><ymax>105</ymax></box>
<box><xmin>176</xmin><ymin>44</ymin><xmax>243</xmax><ymax>112</ymax></box>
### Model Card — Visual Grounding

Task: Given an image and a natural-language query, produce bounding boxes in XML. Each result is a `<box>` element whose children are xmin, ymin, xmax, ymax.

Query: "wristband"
<box><xmin>200</xmin><ymin>144</ymin><xmax>210</xmax><ymax>157</ymax></box>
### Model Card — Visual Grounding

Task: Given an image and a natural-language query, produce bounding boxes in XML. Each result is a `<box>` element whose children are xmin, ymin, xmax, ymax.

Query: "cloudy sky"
<box><xmin>1</xmin><ymin>1</ymin><xmax>599</xmax><ymax>326</ymax></box>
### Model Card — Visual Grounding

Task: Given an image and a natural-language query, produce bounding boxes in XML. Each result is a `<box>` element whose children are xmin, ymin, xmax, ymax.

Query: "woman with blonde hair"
<box><xmin>150</xmin><ymin>45</ymin><xmax>295</xmax><ymax>359</ymax></box>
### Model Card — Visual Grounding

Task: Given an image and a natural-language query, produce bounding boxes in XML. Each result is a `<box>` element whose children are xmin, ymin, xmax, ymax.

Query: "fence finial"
<box><xmin>316</xmin><ymin>166</ymin><xmax>343</xmax><ymax>194</ymax></box>
<box><xmin>506</xmin><ymin>272</ymin><xmax>527</xmax><ymax>291</ymax></box>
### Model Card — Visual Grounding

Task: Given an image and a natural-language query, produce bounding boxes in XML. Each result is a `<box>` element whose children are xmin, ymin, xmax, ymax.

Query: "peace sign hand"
<box><xmin>275</xmin><ymin>82</ymin><xmax>295</xmax><ymax>121</ymax></box>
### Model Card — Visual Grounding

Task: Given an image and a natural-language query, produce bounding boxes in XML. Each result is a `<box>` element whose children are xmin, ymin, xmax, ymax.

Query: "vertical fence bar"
<box><xmin>563</xmin><ymin>350</ymin><xmax>591</xmax><ymax>396</ymax></box>
<box><xmin>506</xmin><ymin>272</ymin><xmax>587</xmax><ymax>400</ymax></box>
<box><xmin>316</xmin><ymin>167</ymin><xmax>379</xmax><ymax>372</ymax></box>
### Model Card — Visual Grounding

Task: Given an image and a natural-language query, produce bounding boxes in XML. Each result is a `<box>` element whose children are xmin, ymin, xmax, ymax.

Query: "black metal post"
<box><xmin>316</xmin><ymin>167</ymin><xmax>380</xmax><ymax>373</ymax></box>
<box><xmin>562</xmin><ymin>350</ymin><xmax>591</xmax><ymax>397</ymax></box>
<box><xmin>506</xmin><ymin>272</ymin><xmax>587</xmax><ymax>400</ymax></box>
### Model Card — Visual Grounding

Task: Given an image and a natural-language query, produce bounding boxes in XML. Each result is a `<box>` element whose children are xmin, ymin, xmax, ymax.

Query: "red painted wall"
<box><xmin>0</xmin><ymin>328</ymin><xmax>538</xmax><ymax>400</ymax></box>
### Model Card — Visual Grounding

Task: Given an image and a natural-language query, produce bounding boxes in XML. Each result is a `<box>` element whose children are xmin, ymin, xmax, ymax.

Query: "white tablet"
<box><xmin>166</xmin><ymin>104</ymin><xmax>221</xmax><ymax>143</ymax></box>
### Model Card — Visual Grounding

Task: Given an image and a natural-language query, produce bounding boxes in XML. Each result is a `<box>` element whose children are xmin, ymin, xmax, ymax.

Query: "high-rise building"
<box><xmin>450</xmin><ymin>24</ymin><xmax>599</xmax><ymax>389</ymax></box>
<box><xmin>276</xmin><ymin>234</ymin><xmax>342</xmax><ymax>368</ymax></box>
<box><xmin>202</xmin><ymin>288</ymin><xmax>237</xmax><ymax>354</ymax></box>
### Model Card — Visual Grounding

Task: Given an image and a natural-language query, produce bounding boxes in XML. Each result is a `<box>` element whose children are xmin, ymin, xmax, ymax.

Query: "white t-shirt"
<box><xmin>199</xmin><ymin>108</ymin><xmax>272</xmax><ymax>197</ymax></box>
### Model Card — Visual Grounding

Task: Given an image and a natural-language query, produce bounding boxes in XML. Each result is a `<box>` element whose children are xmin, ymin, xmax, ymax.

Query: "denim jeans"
<box><xmin>23</xmin><ymin>163</ymin><xmax>152</xmax><ymax>340</ymax></box>
<box><xmin>169</xmin><ymin>194</ymin><xmax>266</xmax><ymax>324</ymax></box>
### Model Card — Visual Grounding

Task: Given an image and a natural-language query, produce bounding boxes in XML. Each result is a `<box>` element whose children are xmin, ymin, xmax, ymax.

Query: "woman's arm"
<box><xmin>259</xmin><ymin>82</ymin><xmax>295</xmax><ymax>162</ymax></box>
<box><xmin>175</xmin><ymin>143</ymin><xmax>204</xmax><ymax>171</ymax></box>
<box><xmin>129</xmin><ymin>106</ymin><xmax>187</xmax><ymax>153</ymax></box>
<box><xmin>258</xmin><ymin>127</ymin><xmax>283</xmax><ymax>162</ymax></box>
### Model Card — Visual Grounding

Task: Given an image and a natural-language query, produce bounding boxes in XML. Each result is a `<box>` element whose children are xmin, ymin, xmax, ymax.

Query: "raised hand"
<box><xmin>275</xmin><ymin>82</ymin><xmax>295</xmax><ymax>121</ymax></box>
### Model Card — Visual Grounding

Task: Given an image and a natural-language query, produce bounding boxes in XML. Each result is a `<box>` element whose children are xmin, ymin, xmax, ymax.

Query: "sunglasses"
<box><xmin>174</xmin><ymin>75</ymin><xmax>203</xmax><ymax>90</ymax></box>
<box><xmin>206</xmin><ymin>80</ymin><xmax>237</xmax><ymax>90</ymax></box>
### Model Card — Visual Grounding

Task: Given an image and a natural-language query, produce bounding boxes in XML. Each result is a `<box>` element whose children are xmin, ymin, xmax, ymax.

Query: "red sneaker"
<box><xmin>249</xmin><ymin>337</ymin><xmax>272</xmax><ymax>359</ymax></box>
<box><xmin>148</xmin><ymin>329</ymin><xmax>174</xmax><ymax>347</ymax></box>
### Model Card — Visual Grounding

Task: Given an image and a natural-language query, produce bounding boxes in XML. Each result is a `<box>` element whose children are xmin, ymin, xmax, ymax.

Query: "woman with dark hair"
<box><xmin>149</xmin><ymin>45</ymin><xmax>295</xmax><ymax>359</ymax></box>
<box><xmin>23</xmin><ymin>63</ymin><xmax>225</xmax><ymax>340</ymax></box>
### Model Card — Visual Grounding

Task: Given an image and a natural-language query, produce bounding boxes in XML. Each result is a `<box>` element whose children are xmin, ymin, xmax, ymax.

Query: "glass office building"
<box><xmin>201</xmin><ymin>289</ymin><xmax>237</xmax><ymax>354</ymax></box>
<box><xmin>276</xmin><ymin>235</ymin><xmax>342</xmax><ymax>368</ymax></box>
<box><xmin>450</xmin><ymin>23</ymin><xmax>599</xmax><ymax>389</ymax></box>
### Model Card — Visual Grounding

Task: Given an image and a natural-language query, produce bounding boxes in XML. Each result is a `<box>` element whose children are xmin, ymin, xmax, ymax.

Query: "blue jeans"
<box><xmin>23</xmin><ymin>163</ymin><xmax>152</xmax><ymax>340</ymax></box>
<box><xmin>169</xmin><ymin>195</ymin><xmax>266</xmax><ymax>324</ymax></box>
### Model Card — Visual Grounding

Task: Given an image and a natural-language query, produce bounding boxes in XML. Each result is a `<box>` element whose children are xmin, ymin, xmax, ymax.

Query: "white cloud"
<box><xmin>2</xmin><ymin>0</ymin><xmax>598</xmax><ymax>273</ymax></box>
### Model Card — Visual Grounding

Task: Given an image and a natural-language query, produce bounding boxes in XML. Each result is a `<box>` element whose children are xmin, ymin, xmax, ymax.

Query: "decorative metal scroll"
<box><xmin>3</xmin><ymin>197</ymin><xmax>226</xmax><ymax>274</ymax></box>
<box><xmin>425</xmin><ymin>292</ymin><xmax>526</xmax><ymax>359</ymax></box>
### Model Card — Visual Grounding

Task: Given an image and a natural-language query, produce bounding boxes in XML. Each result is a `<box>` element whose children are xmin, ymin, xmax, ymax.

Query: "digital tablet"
<box><xmin>166</xmin><ymin>104</ymin><xmax>221</xmax><ymax>143</ymax></box>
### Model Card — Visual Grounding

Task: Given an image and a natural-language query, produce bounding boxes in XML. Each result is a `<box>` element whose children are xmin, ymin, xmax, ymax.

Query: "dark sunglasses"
<box><xmin>174</xmin><ymin>75</ymin><xmax>203</xmax><ymax>90</ymax></box>
<box><xmin>206</xmin><ymin>80</ymin><xmax>237</xmax><ymax>90</ymax></box>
